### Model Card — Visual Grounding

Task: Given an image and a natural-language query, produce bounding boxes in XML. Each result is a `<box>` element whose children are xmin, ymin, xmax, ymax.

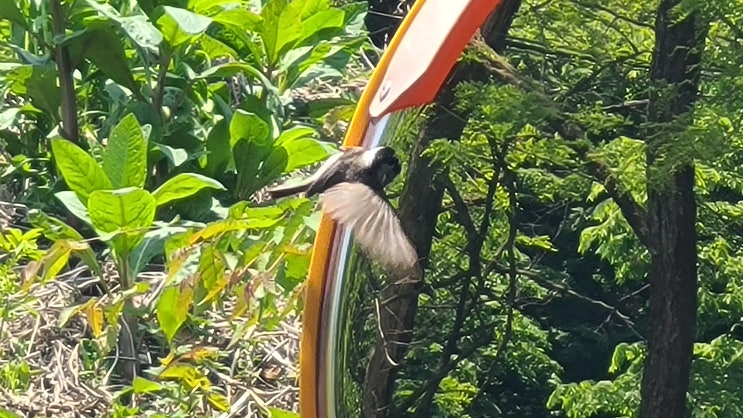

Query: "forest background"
<box><xmin>1</xmin><ymin>0</ymin><xmax>742</xmax><ymax>417</ymax></box>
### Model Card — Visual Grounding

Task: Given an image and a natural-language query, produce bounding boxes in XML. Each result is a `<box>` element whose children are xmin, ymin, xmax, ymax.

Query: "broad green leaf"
<box><xmin>6</xmin><ymin>66</ymin><xmax>61</xmax><ymax>118</ymax></box>
<box><xmin>260</xmin><ymin>0</ymin><xmax>302</xmax><ymax>65</ymax></box>
<box><xmin>54</xmin><ymin>191</ymin><xmax>93</xmax><ymax>225</ymax></box>
<box><xmin>0</xmin><ymin>1</ymin><xmax>26</xmax><ymax>27</ymax></box>
<box><xmin>257</xmin><ymin>146</ymin><xmax>289</xmax><ymax>188</ymax></box>
<box><xmin>0</xmin><ymin>108</ymin><xmax>20</xmax><ymax>130</ymax></box>
<box><xmin>152</xmin><ymin>173</ymin><xmax>225</xmax><ymax>207</ymax></box>
<box><xmin>210</xmin><ymin>8</ymin><xmax>261</xmax><ymax>32</ymax></box>
<box><xmin>129</xmin><ymin>227</ymin><xmax>188</xmax><ymax>278</ymax></box>
<box><xmin>231</xmin><ymin>110</ymin><xmax>275</xmax><ymax>198</ymax></box>
<box><xmin>279</xmin><ymin>39</ymin><xmax>356</xmax><ymax>90</ymax></box>
<box><xmin>152</xmin><ymin>143</ymin><xmax>189</xmax><ymax>167</ymax></box>
<box><xmin>280</xmin><ymin>138</ymin><xmax>331</xmax><ymax>173</ymax></box>
<box><xmin>230</xmin><ymin>109</ymin><xmax>272</xmax><ymax>147</ymax></box>
<box><xmin>103</xmin><ymin>114</ymin><xmax>148</xmax><ymax>189</ymax></box>
<box><xmin>51</xmin><ymin>139</ymin><xmax>113</xmax><ymax>203</ymax></box>
<box><xmin>203</xmin><ymin>118</ymin><xmax>231</xmax><ymax>176</ymax></box>
<box><xmin>64</xmin><ymin>18</ymin><xmax>138</xmax><ymax>92</ymax></box>
<box><xmin>297</xmin><ymin>0</ymin><xmax>331</xmax><ymax>18</ymax></box>
<box><xmin>132</xmin><ymin>376</ymin><xmax>162</xmax><ymax>394</ymax></box>
<box><xmin>233</xmin><ymin>139</ymin><xmax>270</xmax><ymax>199</ymax></box>
<box><xmin>87</xmin><ymin>188</ymin><xmax>156</xmax><ymax>253</ymax></box>
<box><xmin>118</xmin><ymin>16</ymin><xmax>163</xmax><ymax>53</ymax></box>
<box><xmin>156</xmin><ymin>6</ymin><xmax>212</xmax><ymax>48</ymax></box>
<box><xmin>157</xmin><ymin>285</ymin><xmax>193</xmax><ymax>343</ymax></box>
<box><xmin>297</xmin><ymin>9</ymin><xmax>344</xmax><ymax>46</ymax></box>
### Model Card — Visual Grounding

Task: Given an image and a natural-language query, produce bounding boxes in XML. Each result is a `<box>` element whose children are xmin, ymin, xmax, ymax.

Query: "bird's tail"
<box><xmin>264</xmin><ymin>181</ymin><xmax>311</xmax><ymax>200</ymax></box>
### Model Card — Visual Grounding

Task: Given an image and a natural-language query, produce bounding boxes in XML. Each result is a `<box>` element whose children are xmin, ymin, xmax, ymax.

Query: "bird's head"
<box><xmin>367</xmin><ymin>146</ymin><xmax>401</xmax><ymax>188</ymax></box>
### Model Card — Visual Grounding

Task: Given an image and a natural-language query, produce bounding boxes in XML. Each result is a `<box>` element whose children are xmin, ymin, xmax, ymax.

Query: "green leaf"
<box><xmin>156</xmin><ymin>6</ymin><xmax>212</xmax><ymax>48</ymax></box>
<box><xmin>196</xmin><ymin>62</ymin><xmax>279</xmax><ymax>99</ymax></box>
<box><xmin>118</xmin><ymin>16</ymin><xmax>163</xmax><ymax>53</ymax></box>
<box><xmin>152</xmin><ymin>173</ymin><xmax>225</xmax><ymax>207</ymax></box>
<box><xmin>129</xmin><ymin>227</ymin><xmax>188</xmax><ymax>278</ymax></box>
<box><xmin>157</xmin><ymin>285</ymin><xmax>194</xmax><ymax>343</ymax></box>
<box><xmin>230</xmin><ymin>109</ymin><xmax>272</xmax><ymax>147</ymax></box>
<box><xmin>276</xmin><ymin>249</ymin><xmax>310</xmax><ymax>293</ymax></box>
<box><xmin>195</xmin><ymin>245</ymin><xmax>227</xmax><ymax>309</ymax></box>
<box><xmin>132</xmin><ymin>376</ymin><xmax>162</xmax><ymax>394</ymax></box>
<box><xmin>6</xmin><ymin>65</ymin><xmax>61</xmax><ymax>117</ymax></box>
<box><xmin>206</xmin><ymin>392</ymin><xmax>230</xmax><ymax>412</ymax></box>
<box><xmin>203</xmin><ymin>118</ymin><xmax>231</xmax><ymax>177</ymax></box>
<box><xmin>297</xmin><ymin>0</ymin><xmax>331</xmax><ymax>18</ymax></box>
<box><xmin>258</xmin><ymin>146</ymin><xmax>289</xmax><ymax>188</ymax></box>
<box><xmin>64</xmin><ymin>18</ymin><xmax>138</xmax><ymax>92</ymax></box>
<box><xmin>268</xmin><ymin>407</ymin><xmax>300</xmax><ymax>418</ymax></box>
<box><xmin>210</xmin><ymin>8</ymin><xmax>261</xmax><ymax>32</ymax></box>
<box><xmin>231</xmin><ymin>110</ymin><xmax>276</xmax><ymax>198</ymax></box>
<box><xmin>87</xmin><ymin>188</ymin><xmax>156</xmax><ymax>253</ymax></box>
<box><xmin>280</xmin><ymin>137</ymin><xmax>331</xmax><ymax>173</ymax></box>
<box><xmin>233</xmin><ymin>139</ymin><xmax>271</xmax><ymax>199</ymax></box>
<box><xmin>0</xmin><ymin>108</ymin><xmax>20</xmax><ymax>130</ymax></box>
<box><xmin>54</xmin><ymin>191</ymin><xmax>93</xmax><ymax>225</ymax></box>
<box><xmin>103</xmin><ymin>114</ymin><xmax>148</xmax><ymax>189</ymax></box>
<box><xmin>0</xmin><ymin>408</ymin><xmax>24</xmax><ymax>418</ymax></box>
<box><xmin>152</xmin><ymin>143</ymin><xmax>189</xmax><ymax>167</ymax></box>
<box><xmin>0</xmin><ymin>1</ymin><xmax>26</xmax><ymax>28</ymax></box>
<box><xmin>297</xmin><ymin>9</ymin><xmax>344</xmax><ymax>46</ymax></box>
<box><xmin>260</xmin><ymin>0</ymin><xmax>302</xmax><ymax>66</ymax></box>
<box><xmin>51</xmin><ymin>138</ymin><xmax>113</xmax><ymax>203</ymax></box>
<box><xmin>159</xmin><ymin>363</ymin><xmax>209</xmax><ymax>389</ymax></box>
<box><xmin>27</xmin><ymin>209</ymin><xmax>103</xmax><ymax>278</ymax></box>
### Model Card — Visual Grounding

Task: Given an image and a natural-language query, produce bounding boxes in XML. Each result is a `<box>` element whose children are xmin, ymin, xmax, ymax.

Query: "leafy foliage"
<box><xmin>0</xmin><ymin>0</ymin><xmax>366</xmax><ymax>415</ymax></box>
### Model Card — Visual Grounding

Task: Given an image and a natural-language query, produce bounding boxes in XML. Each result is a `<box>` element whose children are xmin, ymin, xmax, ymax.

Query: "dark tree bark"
<box><xmin>640</xmin><ymin>1</ymin><xmax>708</xmax><ymax>417</ymax></box>
<box><xmin>361</xmin><ymin>2</ymin><xmax>523</xmax><ymax>417</ymax></box>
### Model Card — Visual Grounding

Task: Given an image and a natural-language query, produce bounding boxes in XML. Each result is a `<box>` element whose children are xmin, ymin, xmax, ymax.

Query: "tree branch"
<box><xmin>470</xmin><ymin>34</ymin><xmax>652</xmax><ymax>248</ymax></box>
<box><xmin>50</xmin><ymin>0</ymin><xmax>78</xmax><ymax>143</ymax></box>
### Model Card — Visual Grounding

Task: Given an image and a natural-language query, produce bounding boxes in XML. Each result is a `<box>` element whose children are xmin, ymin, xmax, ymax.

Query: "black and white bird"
<box><xmin>265</xmin><ymin>146</ymin><xmax>419</xmax><ymax>276</ymax></box>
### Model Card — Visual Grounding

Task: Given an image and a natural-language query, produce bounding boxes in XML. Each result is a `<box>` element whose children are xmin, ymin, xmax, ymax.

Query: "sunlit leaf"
<box><xmin>132</xmin><ymin>376</ymin><xmax>162</xmax><ymax>394</ymax></box>
<box><xmin>156</xmin><ymin>6</ymin><xmax>212</xmax><ymax>48</ymax></box>
<box><xmin>85</xmin><ymin>303</ymin><xmax>105</xmax><ymax>338</ymax></box>
<box><xmin>103</xmin><ymin>114</ymin><xmax>148</xmax><ymax>189</ymax></box>
<box><xmin>152</xmin><ymin>173</ymin><xmax>225</xmax><ymax>207</ymax></box>
<box><xmin>157</xmin><ymin>285</ymin><xmax>194</xmax><ymax>343</ymax></box>
<box><xmin>260</xmin><ymin>0</ymin><xmax>302</xmax><ymax>65</ymax></box>
<box><xmin>87</xmin><ymin>188</ymin><xmax>156</xmax><ymax>253</ymax></box>
<box><xmin>51</xmin><ymin>138</ymin><xmax>113</xmax><ymax>203</ymax></box>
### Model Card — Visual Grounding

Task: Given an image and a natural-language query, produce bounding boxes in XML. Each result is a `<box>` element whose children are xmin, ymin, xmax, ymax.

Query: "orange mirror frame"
<box><xmin>298</xmin><ymin>0</ymin><xmax>505</xmax><ymax>416</ymax></box>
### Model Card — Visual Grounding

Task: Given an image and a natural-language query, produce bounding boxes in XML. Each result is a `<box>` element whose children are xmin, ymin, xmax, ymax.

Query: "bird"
<box><xmin>265</xmin><ymin>146</ymin><xmax>420</xmax><ymax>277</ymax></box>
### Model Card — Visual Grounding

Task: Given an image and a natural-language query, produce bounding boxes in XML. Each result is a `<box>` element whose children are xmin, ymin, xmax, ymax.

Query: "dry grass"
<box><xmin>0</xmin><ymin>198</ymin><xmax>302</xmax><ymax>418</ymax></box>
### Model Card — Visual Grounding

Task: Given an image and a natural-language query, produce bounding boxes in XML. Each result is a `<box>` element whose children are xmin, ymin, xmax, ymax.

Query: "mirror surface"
<box><xmin>318</xmin><ymin>107</ymin><xmax>427</xmax><ymax>418</ymax></box>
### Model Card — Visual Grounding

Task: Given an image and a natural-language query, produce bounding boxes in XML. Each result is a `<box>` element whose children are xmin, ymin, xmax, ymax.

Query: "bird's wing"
<box><xmin>319</xmin><ymin>182</ymin><xmax>419</xmax><ymax>274</ymax></box>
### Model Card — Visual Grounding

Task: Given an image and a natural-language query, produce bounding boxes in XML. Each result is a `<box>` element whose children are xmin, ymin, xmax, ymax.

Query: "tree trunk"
<box><xmin>640</xmin><ymin>1</ymin><xmax>708</xmax><ymax>417</ymax></box>
<box><xmin>361</xmin><ymin>3</ymin><xmax>522</xmax><ymax>417</ymax></box>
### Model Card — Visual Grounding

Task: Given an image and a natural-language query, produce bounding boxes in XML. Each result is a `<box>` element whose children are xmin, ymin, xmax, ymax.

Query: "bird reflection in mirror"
<box><xmin>265</xmin><ymin>146</ymin><xmax>420</xmax><ymax>278</ymax></box>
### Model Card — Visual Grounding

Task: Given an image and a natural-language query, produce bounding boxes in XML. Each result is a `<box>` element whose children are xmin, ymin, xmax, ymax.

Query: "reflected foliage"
<box><xmin>329</xmin><ymin>0</ymin><xmax>743</xmax><ymax>417</ymax></box>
